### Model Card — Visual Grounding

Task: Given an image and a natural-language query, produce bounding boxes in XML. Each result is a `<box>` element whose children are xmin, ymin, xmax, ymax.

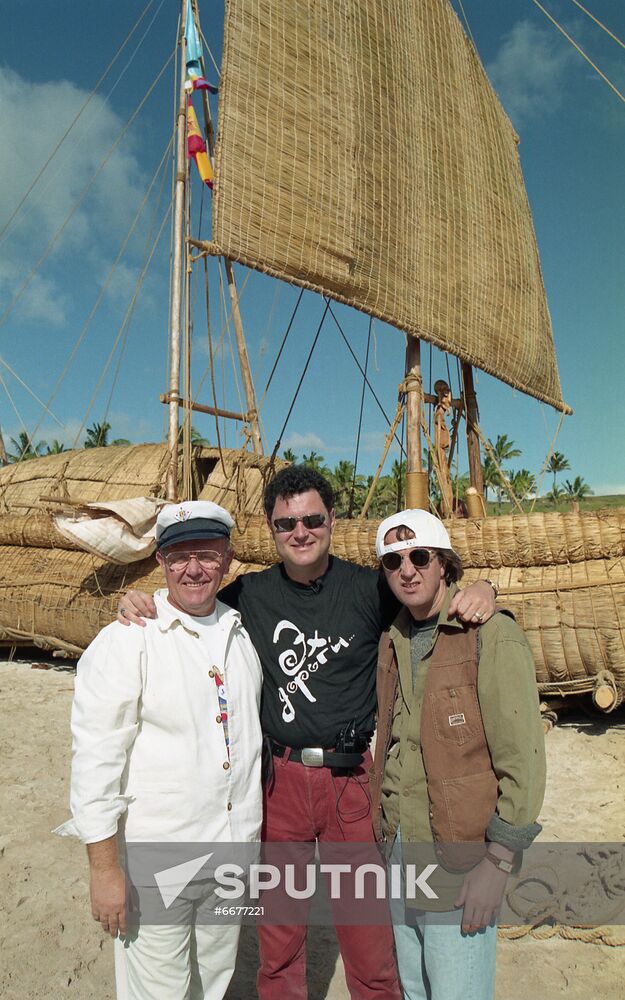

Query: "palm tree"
<box><xmin>190</xmin><ymin>426</ymin><xmax>210</xmax><ymax>446</ymax></box>
<box><xmin>111</xmin><ymin>438</ymin><xmax>132</xmax><ymax>446</ymax></box>
<box><xmin>563</xmin><ymin>476</ymin><xmax>594</xmax><ymax>501</ymax></box>
<box><xmin>547</xmin><ymin>451</ymin><xmax>570</xmax><ymax>492</ymax></box>
<box><xmin>482</xmin><ymin>455</ymin><xmax>498</xmax><ymax>502</ymax></box>
<box><xmin>545</xmin><ymin>485</ymin><xmax>563</xmax><ymax>507</ymax></box>
<box><xmin>283</xmin><ymin>448</ymin><xmax>297</xmax><ymax>464</ymax></box>
<box><xmin>8</xmin><ymin>431</ymin><xmax>46</xmax><ymax>461</ymax></box>
<box><xmin>46</xmin><ymin>440</ymin><xmax>67</xmax><ymax>454</ymax></box>
<box><xmin>84</xmin><ymin>421</ymin><xmax>111</xmax><ymax>448</ymax></box>
<box><xmin>488</xmin><ymin>435</ymin><xmax>521</xmax><ymax>508</ymax></box>
<box><xmin>509</xmin><ymin>468</ymin><xmax>537</xmax><ymax>503</ymax></box>
<box><xmin>302</xmin><ymin>451</ymin><xmax>326</xmax><ymax>473</ymax></box>
<box><xmin>390</xmin><ymin>459</ymin><xmax>405</xmax><ymax>510</ymax></box>
<box><xmin>331</xmin><ymin>460</ymin><xmax>366</xmax><ymax>517</ymax></box>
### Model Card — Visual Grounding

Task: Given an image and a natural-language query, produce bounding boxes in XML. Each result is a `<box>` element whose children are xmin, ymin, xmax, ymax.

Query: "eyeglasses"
<box><xmin>380</xmin><ymin>548</ymin><xmax>435</xmax><ymax>572</ymax></box>
<box><xmin>272</xmin><ymin>513</ymin><xmax>327</xmax><ymax>533</ymax></box>
<box><xmin>163</xmin><ymin>549</ymin><xmax>226</xmax><ymax>571</ymax></box>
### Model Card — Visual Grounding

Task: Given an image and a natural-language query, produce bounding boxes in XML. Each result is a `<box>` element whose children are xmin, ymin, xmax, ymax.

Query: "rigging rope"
<box><xmin>0</xmin><ymin>49</ymin><xmax>175</xmax><ymax>334</ymax></box>
<box><xmin>259</xmin><ymin>288</ymin><xmax>305</xmax><ymax>406</ymax></box>
<box><xmin>0</xmin><ymin>0</ymin><xmax>163</xmax><ymax>247</ymax></box>
<box><xmin>455</xmin><ymin>0</ymin><xmax>478</xmax><ymax>50</ymax></box>
<box><xmin>566</xmin><ymin>0</ymin><xmax>625</xmax><ymax>52</ymax></box>
<box><xmin>530</xmin><ymin>409</ymin><xmax>566</xmax><ymax>512</ymax></box>
<box><xmin>530</xmin><ymin>0</ymin><xmax>625</xmax><ymax>105</ymax></box>
<box><xmin>0</xmin><ymin>370</ymin><xmax>31</xmax><ymax>458</ymax></box>
<box><xmin>269</xmin><ymin>300</ymin><xmax>331</xmax><ymax>463</ymax></box>
<box><xmin>326</xmin><ymin>302</ymin><xmax>406</xmax><ymax>458</ymax></box>
<box><xmin>23</xmin><ymin>136</ymin><xmax>174</xmax><ymax>454</ymax></box>
<box><xmin>202</xmin><ymin>257</ymin><xmax>226</xmax><ymax>474</ymax></box>
<box><xmin>0</xmin><ymin>356</ymin><xmax>65</xmax><ymax>431</ymax></box>
<box><xmin>71</xmin><ymin>202</ymin><xmax>172</xmax><ymax>449</ymax></box>
<box><xmin>349</xmin><ymin>317</ymin><xmax>372</xmax><ymax>518</ymax></box>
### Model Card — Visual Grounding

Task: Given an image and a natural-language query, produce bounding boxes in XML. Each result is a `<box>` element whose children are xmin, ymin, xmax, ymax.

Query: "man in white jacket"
<box><xmin>56</xmin><ymin>501</ymin><xmax>263</xmax><ymax>1000</ymax></box>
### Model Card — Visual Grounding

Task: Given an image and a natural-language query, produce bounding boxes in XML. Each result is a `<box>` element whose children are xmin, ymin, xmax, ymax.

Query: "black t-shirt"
<box><xmin>219</xmin><ymin>557</ymin><xmax>398</xmax><ymax>748</ymax></box>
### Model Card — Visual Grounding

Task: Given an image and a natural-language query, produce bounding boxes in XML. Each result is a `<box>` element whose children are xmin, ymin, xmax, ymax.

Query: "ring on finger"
<box><xmin>474</xmin><ymin>611</ymin><xmax>484</xmax><ymax>621</ymax></box>
<box><xmin>120</xmin><ymin>607</ymin><xmax>127</xmax><ymax>617</ymax></box>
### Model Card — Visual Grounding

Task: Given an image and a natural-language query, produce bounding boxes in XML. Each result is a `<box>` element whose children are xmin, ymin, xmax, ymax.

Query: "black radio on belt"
<box><xmin>334</xmin><ymin>717</ymin><xmax>374</xmax><ymax>756</ymax></box>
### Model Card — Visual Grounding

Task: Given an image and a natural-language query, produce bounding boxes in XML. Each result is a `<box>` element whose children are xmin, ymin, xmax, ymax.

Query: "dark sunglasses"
<box><xmin>381</xmin><ymin>548</ymin><xmax>435</xmax><ymax>572</ymax></box>
<box><xmin>273</xmin><ymin>513</ymin><xmax>327</xmax><ymax>533</ymax></box>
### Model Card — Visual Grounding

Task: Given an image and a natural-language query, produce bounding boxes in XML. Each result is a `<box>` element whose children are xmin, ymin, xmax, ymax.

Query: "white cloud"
<box><xmin>487</xmin><ymin>20</ymin><xmax>575</xmax><ymax>127</ymax></box>
<box><xmin>282</xmin><ymin>431</ymin><xmax>327</xmax><ymax>452</ymax></box>
<box><xmin>0</xmin><ymin>66</ymin><xmax>148</xmax><ymax>320</ymax></box>
<box><xmin>0</xmin><ymin>258</ymin><xmax>67</xmax><ymax>326</ymax></box>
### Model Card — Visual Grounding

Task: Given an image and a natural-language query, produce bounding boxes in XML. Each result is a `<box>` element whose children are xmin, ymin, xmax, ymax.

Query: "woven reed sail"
<box><xmin>211</xmin><ymin>0</ymin><xmax>569</xmax><ymax>412</ymax></box>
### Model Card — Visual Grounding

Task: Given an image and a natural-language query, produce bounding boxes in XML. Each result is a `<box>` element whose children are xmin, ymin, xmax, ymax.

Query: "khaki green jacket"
<box><xmin>370</xmin><ymin>585</ymin><xmax>545</xmax><ymax>910</ymax></box>
<box><xmin>369</xmin><ymin>585</ymin><xmax>546</xmax><ymax>905</ymax></box>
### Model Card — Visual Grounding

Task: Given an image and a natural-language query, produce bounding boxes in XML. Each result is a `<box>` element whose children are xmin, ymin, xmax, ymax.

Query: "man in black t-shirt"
<box><xmin>118</xmin><ymin>467</ymin><xmax>496</xmax><ymax>1000</ymax></box>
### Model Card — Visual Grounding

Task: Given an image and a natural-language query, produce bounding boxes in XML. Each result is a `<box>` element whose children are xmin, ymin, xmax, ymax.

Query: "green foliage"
<box><xmin>301</xmin><ymin>450</ymin><xmax>327</xmax><ymax>473</ymax></box>
<box><xmin>84</xmin><ymin>421</ymin><xmax>111</xmax><ymax>449</ymax></box>
<box><xmin>45</xmin><ymin>440</ymin><xmax>67</xmax><ymax>454</ymax></box>
<box><xmin>546</xmin><ymin>450</ymin><xmax>570</xmax><ymax>491</ymax></box>
<box><xmin>508</xmin><ymin>468</ymin><xmax>537</xmax><ymax>501</ymax></box>
<box><xmin>283</xmin><ymin>448</ymin><xmax>297</xmax><ymax>464</ymax></box>
<box><xmin>563</xmin><ymin>476</ymin><xmax>593</xmax><ymax>500</ymax></box>
<box><xmin>8</xmin><ymin>431</ymin><xmax>46</xmax><ymax>462</ymax></box>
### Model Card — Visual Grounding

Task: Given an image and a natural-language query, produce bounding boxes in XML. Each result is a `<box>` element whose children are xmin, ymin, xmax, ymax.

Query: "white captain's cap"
<box><xmin>156</xmin><ymin>500</ymin><xmax>234</xmax><ymax>550</ymax></box>
<box><xmin>375</xmin><ymin>509</ymin><xmax>453</xmax><ymax>558</ymax></box>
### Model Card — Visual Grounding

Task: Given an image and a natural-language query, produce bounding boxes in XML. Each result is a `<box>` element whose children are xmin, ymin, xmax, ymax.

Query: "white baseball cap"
<box><xmin>375</xmin><ymin>509</ymin><xmax>453</xmax><ymax>558</ymax></box>
<box><xmin>156</xmin><ymin>500</ymin><xmax>234</xmax><ymax>550</ymax></box>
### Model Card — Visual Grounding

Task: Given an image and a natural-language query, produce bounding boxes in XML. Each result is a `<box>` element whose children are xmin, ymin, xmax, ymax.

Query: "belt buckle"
<box><xmin>300</xmin><ymin>747</ymin><xmax>324</xmax><ymax>767</ymax></box>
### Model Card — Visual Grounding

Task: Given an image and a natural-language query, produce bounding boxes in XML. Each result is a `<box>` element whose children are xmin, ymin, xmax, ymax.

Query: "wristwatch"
<box><xmin>483</xmin><ymin>578</ymin><xmax>499</xmax><ymax>599</ymax></box>
<box><xmin>485</xmin><ymin>849</ymin><xmax>514</xmax><ymax>874</ymax></box>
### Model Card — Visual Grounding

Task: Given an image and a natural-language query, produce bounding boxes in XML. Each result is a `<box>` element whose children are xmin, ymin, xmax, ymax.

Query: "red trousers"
<box><xmin>256</xmin><ymin>751</ymin><xmax>401</xmax><ymax>1000</ymax></box>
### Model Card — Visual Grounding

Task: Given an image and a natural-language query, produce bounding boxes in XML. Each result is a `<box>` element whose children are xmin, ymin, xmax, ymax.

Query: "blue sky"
<box><xmin>1</xmin><ymin>0</ymin><xmax>623</xmax><ymax>494</ymax></box>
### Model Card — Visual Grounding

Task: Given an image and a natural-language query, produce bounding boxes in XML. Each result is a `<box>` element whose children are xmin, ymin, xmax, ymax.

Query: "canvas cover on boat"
<box><xmin>212</xmin><ymin>0</ymin><xmax>570</xmax><ymax>412</ymax></box>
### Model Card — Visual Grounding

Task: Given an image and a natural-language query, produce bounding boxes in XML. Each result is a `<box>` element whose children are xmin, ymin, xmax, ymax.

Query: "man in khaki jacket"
<box><xmin>369</xmin><ymin>509</ymin><xmax>546</xmax><ymax>1000</ymax></box>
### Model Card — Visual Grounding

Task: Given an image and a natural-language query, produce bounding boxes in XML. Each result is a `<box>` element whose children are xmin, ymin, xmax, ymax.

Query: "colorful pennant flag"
<box><xmin>187</xmin><ymin>98</ymin><xmax>213</xmax><ymax>188</ymax></box>
<box><xmin>185</xmin><ymin>0</ymin><xmax>208</xmax><ymax>89</ymax></box>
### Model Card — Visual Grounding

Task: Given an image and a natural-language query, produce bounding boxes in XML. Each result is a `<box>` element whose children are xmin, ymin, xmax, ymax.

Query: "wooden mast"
<box><xmin>165</xmin><ymin>3</ymin><xmax>189</xmax><ymax>501</ymax></box>
<box><xmin>404</xmin><ymin>335</ymin><xmax>429</xmax><ymax>510</ymax></box>
<box><xmin>190</xmin><ymin>0</ymin><xmax>263</xmax><ymax>455</ymax></box>
<box><xmin>461</xmin><ymin>362</ymin><xmax>486</xmax><ymax>517</ymax></box>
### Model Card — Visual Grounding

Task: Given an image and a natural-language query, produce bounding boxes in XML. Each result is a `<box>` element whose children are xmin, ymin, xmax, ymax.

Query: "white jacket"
<box><xmin>55</xmin><ymin>592</ymin><xmax>263</xmax><ymax>845</ymax></box>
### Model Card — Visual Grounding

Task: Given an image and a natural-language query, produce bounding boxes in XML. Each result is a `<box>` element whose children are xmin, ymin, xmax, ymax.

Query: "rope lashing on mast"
<box><xmin>530</xmin><ymin>0</ymin><xmax>625</xmax><ymax>105</ymax></box>
<box><xmin>268</xmin><ymin>299</ymin><xmax>331</xmax><ymax>464</ymax></box>
<box><xmin>349</xmin><ymin>317</ymin><xmax>373</xmax><ymax>518</ymax></box>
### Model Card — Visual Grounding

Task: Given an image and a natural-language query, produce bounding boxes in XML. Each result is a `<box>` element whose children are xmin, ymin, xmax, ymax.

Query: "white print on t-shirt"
<box><xmin>272</xmin><ymin>619</ymin><xmax>353</xmax><ymax>723</ymax></box>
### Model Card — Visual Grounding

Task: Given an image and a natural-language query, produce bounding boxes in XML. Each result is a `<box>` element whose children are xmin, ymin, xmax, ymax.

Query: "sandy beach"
<box><xmin>1</xmin><ymin>656</ymin><xmax>623</xmax><ymax>1000</ymax></box>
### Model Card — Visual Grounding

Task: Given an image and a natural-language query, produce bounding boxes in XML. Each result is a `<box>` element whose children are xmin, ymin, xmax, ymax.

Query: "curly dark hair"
<box><xmin>263</xmin><ymin>465</ymin><xmax>335</xmax><ymax>517</ymax></box>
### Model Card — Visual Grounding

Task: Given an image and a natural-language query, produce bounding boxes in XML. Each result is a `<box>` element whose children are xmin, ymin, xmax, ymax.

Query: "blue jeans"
<box><xmin>392</xmin><ymin>830</ymin><xmax>496</xmax><ymax>1000</ymax></box>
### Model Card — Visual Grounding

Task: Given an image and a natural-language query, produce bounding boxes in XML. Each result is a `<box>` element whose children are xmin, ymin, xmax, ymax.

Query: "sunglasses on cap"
<box><xmin>273</xmin><ymin>513</ymin><xmax>327</xmax><ymax>533</ymax></box>
<box><xmin>380</xmin><ymin>548</ymin><xmax>436</xmax><ymax>572</ymax></box>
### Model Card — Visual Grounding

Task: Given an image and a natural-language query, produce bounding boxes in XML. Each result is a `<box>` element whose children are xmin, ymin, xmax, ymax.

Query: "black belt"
<box><xmin>269</xmin><ymin>740</ymin><xmax>363</xmax><ymax>770</ymax></box>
